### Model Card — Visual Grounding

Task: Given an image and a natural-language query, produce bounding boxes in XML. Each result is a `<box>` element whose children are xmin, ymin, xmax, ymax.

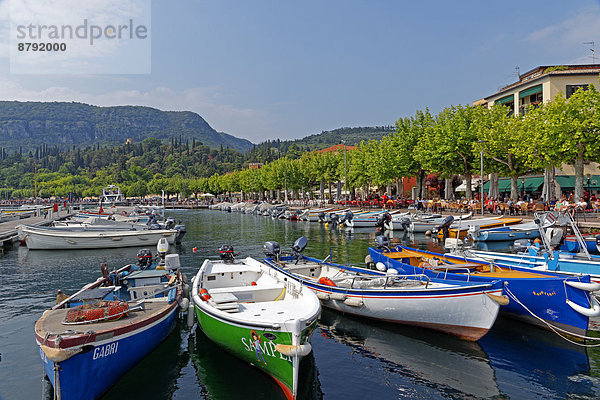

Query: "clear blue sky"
<box><xmin>1</xmin><ymin>0</ymin><xmax>599</xmax><ymax>143</ymax></box>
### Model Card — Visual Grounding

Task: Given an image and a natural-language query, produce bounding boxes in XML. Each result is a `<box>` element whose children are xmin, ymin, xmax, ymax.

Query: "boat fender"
<box><xmin>275</xmin><ymin>343</ymin><xmax>312</xmax><ymax>357</ymax></box>
<box><xmin>187</xmin><ymin>302</ymin><xmax>195</xmax><ymax>327</ymax></box>
<box><xmin>343</xmin><ymin>297</ymin><xmax>364</xmax><ymax>307</ymax></box>
<box><xmin>316</xmin><ymin>292</ymin><xmax>330</xmax><ymax>301</ymax></box>
<box><xmin>386</xmin><ymin>268</ymin><xmax>399</xmax><ymax>275</ymax></box>
<box><xmin>566</xmin><ymin>281</ymin><xmax>600</xmax><ymax>293</ymax></box>
<box><xmin>330</xmin><ymin>292</ymin><xmax>347</xmax><ymax>301</ymax></box>
<box><xmin>318</xmin><ymin>277</ymin><xmax>336</xmax><ymax>287</ymax></box>
<box><xmin>179</xmin><ymin>297</ymin><xmax>190</xmax><ymax>310</ymax></box>
<box><xmin>566</xmin><ymin>297</ymin><xmax>600</xmax><ymax>317</ymax></box>
<box><xmin>375</xmin><ymin>262</ymin><xmax>387</xmax><ymax>272</ymax></box>
<box><xmin>183</xmin><ymin>283</ymin><xmax>190</xmax><ymax>298</ymax></box>
<box><xmin>485</xmin><ymin>293</ymin><xmax>510</xmax><ymax>305</ymax></box>
<box><xmin>200</xmin><ymin>288</ymin><xmax>211</xmax><ymax>301</ymax></box>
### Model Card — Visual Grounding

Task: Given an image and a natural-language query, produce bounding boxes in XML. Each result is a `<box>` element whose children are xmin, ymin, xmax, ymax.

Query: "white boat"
<box><xmin>191</xmin><ymin>246</ymin><xmax>321</xmax><ymax>399</ymax></box>
<box><xmin>263</xmin><ymin>238</ymin><xmax>505</xmax><ymax>341</ymax></box>
<box><xmin>100</xmin><ymin>184</ymin><xmax>125</xmax><ymax>205</ymax></box>
<box><xmin>409</xmin><ymin>212</ymin><xmax>474</xmax><ymax>233</ymax></box>
<box><xmin>18</xmin><ymin>224</ymin><xmax>181</xmax><ymax>250</ymax></box>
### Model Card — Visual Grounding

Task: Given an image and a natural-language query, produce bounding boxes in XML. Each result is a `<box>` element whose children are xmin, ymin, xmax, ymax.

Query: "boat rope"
<box><xmin>503</xmin><ymin>285</ymin><xmax>600</xmax><ymax>347</ymax></box>
<box><xmin>41</xmin><ymin>360</ymin><xmax>46</xmax><ymax>400</ymax></box>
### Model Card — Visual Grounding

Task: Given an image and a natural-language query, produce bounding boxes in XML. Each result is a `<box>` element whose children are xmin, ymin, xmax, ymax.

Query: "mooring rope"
<box><xmin>503</xmin><ymin>285</ymin><xmax>600</xmax><ymax>347</ymax></box>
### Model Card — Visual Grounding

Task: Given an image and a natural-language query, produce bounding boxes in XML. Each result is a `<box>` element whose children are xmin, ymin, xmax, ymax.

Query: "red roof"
<box><xmin>316</xmin><ymin>144</ymin><xmax>356</xmax><ymax>154</ymax></box>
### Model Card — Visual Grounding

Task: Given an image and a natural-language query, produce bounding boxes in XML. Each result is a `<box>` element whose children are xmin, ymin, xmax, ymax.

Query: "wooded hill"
<box><xmin>0</xmin><ymin>101</ymin><xmax>254</xmax><ymax>153</ymax></box>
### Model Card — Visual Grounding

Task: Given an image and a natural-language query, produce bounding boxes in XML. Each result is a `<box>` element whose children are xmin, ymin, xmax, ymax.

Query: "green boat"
<box><xmin>191</xmin><ymin>245</ymin><xmax>321</xmax><ymax>400</ymax></box>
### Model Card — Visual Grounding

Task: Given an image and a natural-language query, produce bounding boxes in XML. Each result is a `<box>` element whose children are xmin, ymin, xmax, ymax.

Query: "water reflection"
<box><xmin>189</xmin><ymin>325</ymin><xmax>323</xmax><ymax>400</ymax></box>
<box><xmin>319</xmin><ymin>309</ymin><xmax>500</xmax><ymax>398</ymax></box>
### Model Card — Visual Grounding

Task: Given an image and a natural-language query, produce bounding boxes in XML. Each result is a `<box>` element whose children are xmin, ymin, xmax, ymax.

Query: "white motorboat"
<box><xmin>18</xmin><ymin>224</ymin><xmax>182</xmax><ymax>250</ymax></box>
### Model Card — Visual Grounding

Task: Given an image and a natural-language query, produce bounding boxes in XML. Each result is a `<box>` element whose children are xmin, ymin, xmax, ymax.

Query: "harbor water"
<box><xmin>2</xmin><ymin>208</ymin><xmax>600</xmax><ymax>399</ymax></box>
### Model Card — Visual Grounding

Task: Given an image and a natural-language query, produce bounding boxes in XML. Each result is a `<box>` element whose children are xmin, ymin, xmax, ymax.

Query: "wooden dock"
<box><xmin>0</xmin><ymin>212</ymin><xmax>72</xmax><ymax>251</ymax></box>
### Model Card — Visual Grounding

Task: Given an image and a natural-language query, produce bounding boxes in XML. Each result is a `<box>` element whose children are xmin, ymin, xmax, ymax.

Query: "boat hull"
<box><xmin>264</xmin><ymin>256</ymin><xmax>502</xmax><ymax>341</ymax></box>
<box><xmin>194</xmin><ymin>305</ymin><xmax>315</xmax><ymax>399</ymax></box>
<box><xmin>21</xmin><ymin>226</ymin><xmax>177</xmax><ymax>250</ymax></box>
<box><xmin>38</xmin><ymin>305</ymin><xmax>178</xmax><ymax>400</ymax></box>
<box><xmin>369</xmin><ymin>246</ymin><xmax>596</xmax><ymax>337</ymax></box>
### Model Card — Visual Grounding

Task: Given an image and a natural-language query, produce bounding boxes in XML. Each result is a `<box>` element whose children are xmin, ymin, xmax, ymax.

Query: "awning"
<box><xmin>483</xmin><ymin>177</ymin><xmax>542</xmax><ymax>192</ymax></box>
<box><xmin>483</xmin><ymin>179</ymin><xmax>512</xmax><ymax>192</ymax></box>
<box><xmin>556</xmin><ymin>175</ymin><xmax>600</xmax><ymax>190</ymax></box>
<box><xmin>495</xmin><ymin>95</ymin><xmax>514</xmax><ymax>105</ymax></box>
<box><xmin>519</xmin><ymin>84</ymin><xmax>542</xmax><ymax>98</ymax></box>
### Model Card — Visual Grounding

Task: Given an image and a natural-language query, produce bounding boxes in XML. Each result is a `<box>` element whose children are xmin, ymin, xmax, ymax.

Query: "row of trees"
<box><xmin>1</xmin><ymin>82</ymin><xmax>598</xmax><ymax>202</ymax></box>
<box><xmin>202</xmin><ymin>82</ymin><xmax>600</xmax><ymax>202</ymax></box>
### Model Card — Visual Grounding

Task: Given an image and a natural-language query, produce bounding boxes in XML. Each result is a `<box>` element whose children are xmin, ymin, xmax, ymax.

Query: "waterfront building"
<box><xmin>473</xmin><ymin>64</ymin><xmax>600</xmax><ymax>116</ymax></box>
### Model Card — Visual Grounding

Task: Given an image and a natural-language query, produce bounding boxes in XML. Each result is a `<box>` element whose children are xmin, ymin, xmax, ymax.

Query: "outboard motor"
<box><xmin>219</xmin><ymin>245</ymin><xmax>236</xmax><ymax>263</ymax></box>
<box><xmin>136</xmin><ymin>248</ymin><xmax>153</xmax><ymax>269</ymax></box>
<box><xmin>399</xmin><ymin>217</ymin><xmax>411</xmax><ymax>231</ymax></box>
<box><xmin>263</xmin><ymin>241</ymin><xmax>281</xmax><ymax>260</ymax></box>
<box><xmin>157</xmin><ymin>238</ymin><xmax>169</xmax><ymax>267</ymax></box>
<box><xmin>375</xmin><ymin>235</ymin><xmax>390</xmax><ymax>251</ymax></box>
<box><xmin>596</xmin><ymin>235</ymin><xmax>600</xmax><ymax>249</ymax></box>
<box><xmin>146</xmin><ymin>215</ymin><xmax>158</xmax><ymax>226</ymax></box>
<box><xmin>318</xmin><ymin>212</ymin><xmax>326</xmax><ymax>223</ymax></box>
<box><xmin>375</xmin><ymin>212</ymin><xmax>392</xmax><ymax>231</ymax></box>
<box><xmin>342</xmin><ymin>210</ymin><xmax>354</xmax><ymax>225</ymax></box>
<box><xmin>329</xmin><ymin>213</ymin><xmax>340</xmax><ymax>227</ymax></box>
<box><xmin>292</xmin><ymin>236</ymin><xmax>308</xmax><ymax>264</ymax></box>
<box><xmin>174</xmin><ymin>224</ymin><xmax>186</xmax><ymax>244</ymax></box>
<box><xmin>164</xmin><ymin>217</ymin><xmax>176</xmax><ymax>230</ymax></box>
<box><xmin>435</xmin><ymin>215</ymin><xmax>454</xmax><ymax>240</ymax></box>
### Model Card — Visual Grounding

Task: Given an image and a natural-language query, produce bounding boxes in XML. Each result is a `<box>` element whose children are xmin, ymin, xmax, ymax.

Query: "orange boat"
<box><xmin>437</xmin><ymin>217</ymin><xmax>523</xmax><ymax>240</ymax></box>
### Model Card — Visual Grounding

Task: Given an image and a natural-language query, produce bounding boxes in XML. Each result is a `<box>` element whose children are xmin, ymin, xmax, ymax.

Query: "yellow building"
<box><xmin>474</xmin><ymin>64</ymin><xmax>600</xmax><ymax>115</ymax></box>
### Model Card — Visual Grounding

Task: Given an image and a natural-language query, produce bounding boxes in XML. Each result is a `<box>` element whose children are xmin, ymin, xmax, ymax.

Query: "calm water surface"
<box><xmin>2</xmin><ymin>209</ymin><xmax>600</xmax><ymax>399</ymax></box>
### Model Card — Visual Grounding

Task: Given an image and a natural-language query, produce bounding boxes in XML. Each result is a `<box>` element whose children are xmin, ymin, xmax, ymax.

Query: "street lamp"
<box><xmin>341</xmin><ymin>140</ymin><xmax>348</xmax><ymax>201</ymax></box>
<box><xmin>477</xmin><ymin>140</ymin><xmax>487</xmax><ymax>216</ymax></box>
<box><xmin>586</xmin><ymin>173</ymin><xmax>591</xmax><ymax>201</ymax></box>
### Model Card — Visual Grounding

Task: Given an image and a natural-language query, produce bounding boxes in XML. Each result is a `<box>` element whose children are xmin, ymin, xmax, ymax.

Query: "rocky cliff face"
<box><xmin>0</xmin><ymin>101</ymin><xmax>253</xmax><ymax>152</ymax></box>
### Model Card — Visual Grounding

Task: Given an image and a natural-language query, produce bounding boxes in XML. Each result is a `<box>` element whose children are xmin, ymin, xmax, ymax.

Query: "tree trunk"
<box><xmin>320</xmin><ymin>180</ymin><xmax>325</xmax><ymax>200</ymax></box>
<box><xmin>490</xmin><ymin>173</ymin><xmax>499</xmax><ymax>199</ymax></box>
<box><xmin>386</xmin><ymin>184</ymin><xmax>392</xmax><ymax>197</ymax></box>
<box><xmin>510</xmin><ymin>176</ymin><xmax>518</xmax><ymax>200</ymax></box>
<box><xmin>574</xmin><ymin>157</ymin><xmax>584</xmax><ymax>200</ymax></box>
<box><xmin>415</xmin><ymin>174</ymin><xmax>422</xmax><ymax>200</ymax></box>
<box><xmin>396</xmin><ymin>178</ymin><xmax>403</xmax><ymax>198</ymax></box>
<box><xmin>541</xmin><ymin>167</ymin><xmax>557</xmax><ymax>202</ymax></box>
<box><xmin>328</xmin><ymin>182</ymin><xmax>332</xmax><ymax>203</ymax></box>
<box><xmin>337</xmin><ymin>180</ymin><xmax>342</xmax><ymax>200</ymax></box>
<box><xmin>465</xmin><ymin>173</ymin><xmax>472</xmax><ymax>201</ymax></box>
<box><xmin>444</xmin><ymin>178</ymin><xmax>452</xmax><ymax>200</ymax></box>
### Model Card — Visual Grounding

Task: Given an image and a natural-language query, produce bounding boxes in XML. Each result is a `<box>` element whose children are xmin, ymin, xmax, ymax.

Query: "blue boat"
<box><xmin>468</xmin><ymin>221</ymin><xmax>543</xmax><ymax>242</ymax></box>
<box><xmin>34</xmin><ymin>240</ymin><xmax>187</xmax><ymax>400</ymax></box>
<box><xmin>368</xmin><ymin>244</ymin><xmax>600</xmax><ymax>337</ymax></box>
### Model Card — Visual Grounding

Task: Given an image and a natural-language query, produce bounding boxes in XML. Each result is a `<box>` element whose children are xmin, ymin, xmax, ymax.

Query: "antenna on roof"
<box><xmin>583</xmin><ymin>41</ymin><xmax>596</xmax><ymax>64</ymax></box>
<box><xmin>514</xmin><ymin>66</ymin><xmax>520</xmax><ymax>79</ymax></box>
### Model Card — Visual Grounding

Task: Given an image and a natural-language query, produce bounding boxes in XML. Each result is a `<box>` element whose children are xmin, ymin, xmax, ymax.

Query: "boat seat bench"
<box><xmin>207</xmin><ymin>285</ymin><xmax>285</xmax><ymax>303</ymax></box>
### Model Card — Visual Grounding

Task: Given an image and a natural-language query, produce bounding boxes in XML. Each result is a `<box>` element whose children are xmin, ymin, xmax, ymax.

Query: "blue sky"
<box><xmin>1</xmin><ymin>0</ymin><xmax>600</xmax><ymax>143</ymax></box>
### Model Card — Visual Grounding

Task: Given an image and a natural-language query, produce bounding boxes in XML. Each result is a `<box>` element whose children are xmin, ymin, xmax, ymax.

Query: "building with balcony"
<box><xmin>473</xmin><ymin>64</ymin><xmax>600</xmax><ymax>115</ymax></box>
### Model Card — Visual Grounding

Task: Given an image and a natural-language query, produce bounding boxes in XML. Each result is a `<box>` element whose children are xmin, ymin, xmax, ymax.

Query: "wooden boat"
<box><xmin>408</xmin><ymin>212</ymin><xmax>473</xmax><ymax>233</ymax></box>
<box><xmin>437</xmin><ymin>216</ymin><xmax>523</xmax><ymax>240</ymax></box>
<box><xmin>35</xmin><ymin>240</ymin><xmax>186</xmax><ymax>400</ymax></box>
<box><xmin>18</xmin><ymin>224</ymin><xmax>183</xmax><ymax>250</ymax></box>
<box><xmin>369</xmin><ymin>243</ymin><xmax>600</xmax><ymax>337</ymax></box>
<box><xmin>191</xmin><ymin>246</ymin><xmax>321</xmax><ymax>400</ymax></box>
<box><xmin>468</xmin><ymin>221</ymin><xmax>546</xmax><ymax>242</ymax></box>
<box><xmin>263</xmin><ymin>238</ymin><xmax>505</xmax><ymax>341</ymax></box>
